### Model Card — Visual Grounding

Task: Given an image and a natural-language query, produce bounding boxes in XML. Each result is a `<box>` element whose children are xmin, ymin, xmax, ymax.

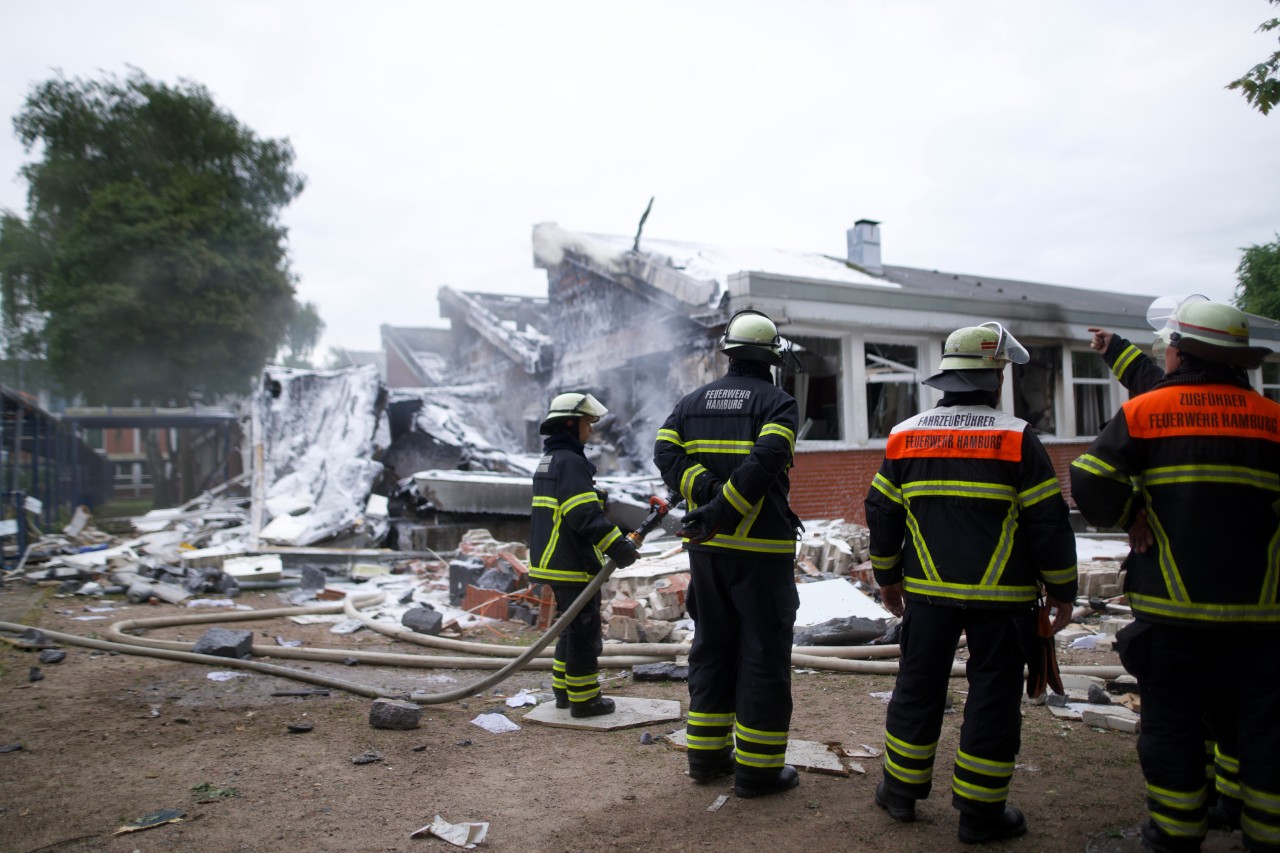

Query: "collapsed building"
<box><xmin>374</xmin><ymin>217</ymin><xmax>1280</xmax><ymax>523</ymax></box>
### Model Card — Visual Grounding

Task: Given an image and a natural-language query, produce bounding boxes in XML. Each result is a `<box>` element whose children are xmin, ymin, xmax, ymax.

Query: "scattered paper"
<box><xmin>470</xmin><ymin>713</ymin><xmax>520</xmax><ymax>734</ymax></box>
<box><xmin>113</xmin><ymin>808</ymin><xmax>185</xmax><ymax>835</ymax></box>
<box><xmin>71</xmin><ymin>615</ymin><xmax>107</xmax><ymax>621</ymax></box>
<box><xmin>504</xmin><ymin>689</ymin><xmax>538</xmax><ymax>708</ymax></box>
<box><xmin>708</xmin><ymin>794</ymin><xmax>729</xmax><ymax>812</ymax></box>
<box><xmin>275</xmin><ymin>637</ymin><xmax>303</xmax><ymax>647</ymax></box>
<box><xmin>410</xmin><ymin>814</ymin><xmax>489</xmax><ymax>848</ymax></box>
<box><xmin>1069</xmin><ymin>634</ymin><xmax>1101</xmax><ymax>649</ymax></box>
<box><xmin>869</xmin><ymin>691</ymin><xmax>894</xmax><ymax>703</ymax></box>
<box><xmin>207</xmin><ymin>671</ymin><xmax>250</xmax><ymax>682</ymax></box>
<box><xmin>329</xmin><ymin>619</ymin><xmax>366</xmax><ymax>635</ymax></box>
<box><xmin>186</xmin><ymin>599</ymin><xmax>243</xmax><ymax>608</ymax></box>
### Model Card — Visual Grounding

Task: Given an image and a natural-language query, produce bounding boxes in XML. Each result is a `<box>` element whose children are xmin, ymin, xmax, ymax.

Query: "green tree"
<box><xmin>1228</xmin><ymin>0</ymin><xmax>1280</xmax><ymax>115</ymax></box>
<box><xmin>1234</xmin><ymin>235</ymin><xmax>1280</xmax><ymax>321</ymax></box>
<box><xmin>276</xmin><ymin>299</ymin><xmax>325</xmax><ymax>368</ymax></box>
<box><xmin>0</xmin><ymin>69</ymin><xmax>307</xmax><ymax>403</ymax></box>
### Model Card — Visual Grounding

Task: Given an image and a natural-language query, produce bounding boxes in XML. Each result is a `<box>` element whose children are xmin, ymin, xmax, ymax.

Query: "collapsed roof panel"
<box><xmin>438</xmin><ymin>287</ymin><xmax>552</xmax><ymax>375</ymax></box>
<box><xmin>256</xmin><ymin>365</ymin><xmax>387</xmax><ymax>546</ymax></box>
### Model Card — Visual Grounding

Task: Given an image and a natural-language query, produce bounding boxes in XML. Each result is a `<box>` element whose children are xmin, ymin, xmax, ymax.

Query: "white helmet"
<box><xmin>539</xmin><ymin>391</ymin><xmax>608</xmax><ymax>434</ymax></box>
<box><xmin>720</xmin><ymin>309</ymin><xmax>783</xmax><ymax>366</ymax></box>
<box><xmin>1148</xmin><ymin>295</ymin><xmax>1272</xmax><ymax>369</ymax></box>
<box><xmin>923</xmin><ymin>322</ymin><xmax>1029</xmax><ymax>392</ymax></box>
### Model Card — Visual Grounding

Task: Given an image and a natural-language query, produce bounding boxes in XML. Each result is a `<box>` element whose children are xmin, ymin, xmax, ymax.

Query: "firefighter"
<box><xmin>528</xmin><ymin>391</ymin><xmax>638</xmax><ymax>718</ymax></box>
<box><xmin>866</xmin><ymin>322</ymin><xmax>1078</xmax><ymax>844</ymax></box>
<box><xmin>653</xmin><ymin>309</ymin><xmax>803</xmax><ymax>799</ymax></box>
<box><xmin>1088</xmin><ymin>296</ymin><xmax>1241</xmax><ymax>833</ymax></box>
<box><xmin>1071</xmin><ymin>299</ymin><xmax>1280</xmax><ymax>853</ymax></box>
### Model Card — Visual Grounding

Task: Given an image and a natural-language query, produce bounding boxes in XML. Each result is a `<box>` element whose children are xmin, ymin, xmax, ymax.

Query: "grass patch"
<box><xmin>191</xmin><ymin>781</ymin><xmax>239</xmax><ymax>799</ymax></box>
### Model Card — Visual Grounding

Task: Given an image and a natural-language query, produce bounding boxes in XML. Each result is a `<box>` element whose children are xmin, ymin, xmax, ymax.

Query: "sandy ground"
<box><xmin>0</xmin><ymin>583</ymin><xmax>1247</xmax><ymax>853</ymax></box>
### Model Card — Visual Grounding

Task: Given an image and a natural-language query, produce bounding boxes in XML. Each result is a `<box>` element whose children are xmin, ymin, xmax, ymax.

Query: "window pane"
<box><xmin>1075</xmin><ymin>384</ymin><xmax>1109</xmax><ymax>435</ymax></box>
<box><xmin>783</xmin><ymin>336</ymin><xmax>842</xmax><ymax>441</ymax></box>
<box><xmin>866</xmin><ymin>343</ymin><xmax>918</xmax><ymax>439</ymax></box>
<box><xmin>868</xmin><ymin>381</ymin><xmax>918</xmax><ymax>438</ymax></box>
<box><xmin>1014</xmin><ymin>346</ymin><xmax>1060</xmax><ymax>433</ymax></box>
<box><xmin>1072</xmin><ymin>350</ymin><xmax>1107</xmax><ymax>380</ymax></box>
<box><xmin>1263</xmin><ymin>362</ymin><xmax>1280</xmax><ymax>385</ymax></box>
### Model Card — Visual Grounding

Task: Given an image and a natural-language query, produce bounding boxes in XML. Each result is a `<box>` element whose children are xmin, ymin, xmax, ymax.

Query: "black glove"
<box><xmin>677</xmin><ymin>500</ymin><xmax>735</xmax><ymax>544</ymax></box>
<box><xmin>608</xmin><ymin>539</ymin><xmax>639</xmax><ymax>569</ymax></box>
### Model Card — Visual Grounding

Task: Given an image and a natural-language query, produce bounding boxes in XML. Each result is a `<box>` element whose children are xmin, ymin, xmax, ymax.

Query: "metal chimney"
<box><xmin>846</xmin><ymin>219</ymin><xmax>882</xmax><ymax>274</ymax></box>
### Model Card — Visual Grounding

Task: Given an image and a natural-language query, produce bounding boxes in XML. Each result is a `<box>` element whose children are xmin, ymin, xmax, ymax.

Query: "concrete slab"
<box><xmin>522</xmin><ymin>696</ymin><xmax>683</xmax><ymax>731</ymax></box>
<box><xmin>796</xmin><ymin>578</ymin><xmax>891</xmax><ymax>625</ymax></box>
<box><xmin>664</xmin><ymin>729</ymin><xmax>849</xmax><ymax>776</ymax></box>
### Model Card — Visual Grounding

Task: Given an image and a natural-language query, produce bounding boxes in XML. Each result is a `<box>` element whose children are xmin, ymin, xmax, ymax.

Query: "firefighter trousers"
<box><xmin>1117</xmin><ymin>620</ymin><xmax>1280</xmax><ymax>852</ymax></box>
<box><xmin>685</xmin><ymin>549</ymin><xmax>798</xmax><ymax>780</ymax></box>
<box><xmin>550</xmin><ymin>584</ymin><xmax>604</xmax><ymax>707</ymax></box>
<box><xmin>883</xmin><ymin>601</ymin><xmax>1033</xmax><ymax>818</ymax></box>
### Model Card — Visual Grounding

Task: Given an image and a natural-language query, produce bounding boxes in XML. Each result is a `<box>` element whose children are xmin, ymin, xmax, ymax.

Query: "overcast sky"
<box><xmin>2</xmin><ymin>1</ymin><xmax>1278</xmax><ymax>356</ymax></box>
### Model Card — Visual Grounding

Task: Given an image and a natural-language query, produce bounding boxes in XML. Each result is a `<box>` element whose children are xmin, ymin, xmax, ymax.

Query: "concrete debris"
<box><xmin>37</xmin><ymin>649</ymin><xmax>65</xmax><ymax>664</ymax></box>
<box><xmin>369</xmin><ymin>698</ymin><xmax>423</xmax><ymax>730</ymax></box>
<box><xmin>632</xmin><ymin>662</ymin><xmax>690</xmax><ymax>681</ymax></box>
<box><xmin>401</xmin><ymin>605</ymin><xmax>444</xmax><ymax>635</ymax></box>
<box><xmin>191</xmin><ymin>627</ymin><xmax>253</xmax><ymax>659</ymax></box>
<box><xmin>0</xmin><ymin>743</ymin><xmax>23</xmax><ymax>753</ymax></box>
<box><xmin>28</xmin><ymin>666</ymin><xmax>42</xmax><ymax>682</ymax></box>
<box><xmin>351</xmin><ymin>749</ymin><xmax>383</xmax><ymax>765</ymax></box>
<box><xmin>286</xmin><ymin>723</ymin><xmax>313</xmax><ymax>733</ymax></box>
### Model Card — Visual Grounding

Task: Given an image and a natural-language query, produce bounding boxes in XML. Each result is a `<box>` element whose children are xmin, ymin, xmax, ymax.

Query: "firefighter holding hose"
<box><xmin>528</xmin><ymin>392</ymin><xmax>638</xmax><ymax>718</ymax></box>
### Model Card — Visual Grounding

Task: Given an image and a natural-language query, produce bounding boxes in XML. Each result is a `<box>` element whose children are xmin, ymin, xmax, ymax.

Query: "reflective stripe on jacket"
<box><xmin>866</xmin><ymin>402</ymin><xmax>1078</xmax><ymax>607</ymax></box>
<box><xmin>653</xmin><ymin>367</ymin><xmax>800</xmax><ymax>555</ymax></box>
<box><xmin>1071</xmin><ymin>381</ymin><xmax>1280</xmax><ymax>626</ymax></box>
<box><xmin>529</xmin><ymin>432</ymin><xmax>627</xmax><ymax>585</ymax></box>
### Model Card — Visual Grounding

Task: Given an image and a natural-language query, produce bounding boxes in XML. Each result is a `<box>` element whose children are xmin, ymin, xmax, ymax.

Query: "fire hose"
<box><xmin>0</xmin><ymin>493</ymin><xmax>1126</xmax><ymax>699</ymax></box>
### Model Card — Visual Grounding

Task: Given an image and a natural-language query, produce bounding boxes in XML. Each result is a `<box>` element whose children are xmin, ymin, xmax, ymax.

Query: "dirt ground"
<box><xmin>0</xmin><ymin>582</ymin><xmax>1239</xmax><ymax>853</ymax></box>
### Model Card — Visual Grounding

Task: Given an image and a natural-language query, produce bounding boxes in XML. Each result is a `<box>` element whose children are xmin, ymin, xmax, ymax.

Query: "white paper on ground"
<box><xmin>207</xmin><ymin>671</ymin><xmax>250</xmax><ymax>681</ymax></box>
<box><xmin>470</xmin><ymin>713</ymin><xmax>520</xmax><ymax>733</ymax></box>
<box><xmin>409</xmin><ymin>814</ymin><xmax>489</xmax><ymax>848</ymax></box>
<box><xmin>504</xmin><ymin>689</ymin><xmax>538</xmax><ymax>708</ymax></box>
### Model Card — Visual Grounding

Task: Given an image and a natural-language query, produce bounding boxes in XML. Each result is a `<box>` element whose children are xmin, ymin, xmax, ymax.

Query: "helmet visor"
<box><xmin>1146</xmin><ymin>294</ymin><xmax>1209</xmax><ymax>340</ymax></box>
<box><xmin>978</xmin><ymin>322</ymin><xmax>1030</xmax><ymax>365</ymax></box>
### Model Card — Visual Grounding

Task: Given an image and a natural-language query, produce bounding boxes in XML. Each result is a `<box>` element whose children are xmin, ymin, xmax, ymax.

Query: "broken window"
<box><xmin>1013</xmin><ymin>345</ymin><xmax>1060</xmax><ymax>434</ymax></box>
<box><xmin>1071</xmin><ymin>350</ymin><xmax>1111</xmax><ymax>436</ymax></box>
<box><xmin>1262</xmin><ymin>362</ymin><xmax>1280</xmax><ymax>403</ymax></box>
<box><xmin>866</xmin><ymin>342</ymin><xmax>918</xmax><ymax>439</ymax></box>
<box><xmin>783</xmin><ymin>336</ymin><xmax>842</xmax><ymax>441</ymax></box>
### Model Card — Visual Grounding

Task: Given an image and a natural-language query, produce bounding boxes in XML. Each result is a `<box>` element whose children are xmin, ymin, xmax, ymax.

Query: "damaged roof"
<box><xmin>532</xmin><ymin>222</ymin><xmax>1280</xmax><ymax>343</ymax></box>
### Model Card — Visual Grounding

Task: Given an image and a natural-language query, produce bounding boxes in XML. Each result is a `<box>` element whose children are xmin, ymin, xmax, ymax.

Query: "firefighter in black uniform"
<box><xmin>1088</xmin><ymin>296</ymin><xmax>1241</xmax><ymax>833</ymax></box>
<box><xmin>529</xmin><ymin>392</ymin><xmax>638</xmax><ymax>718</ymax></box>
<box><xmin>1071</xmin><ymin>299</ymin><xmax>1280</xmax><ymax>853</ymax></box>
<box><xmin>866</xmin><ymin>322</ymin><xmax>1078</xmax><ymax>845</ymax></box>
<box><xmin>654</xmin><ymin>309</ymin><xmax>802</xmax><ymax>799</ymax></box>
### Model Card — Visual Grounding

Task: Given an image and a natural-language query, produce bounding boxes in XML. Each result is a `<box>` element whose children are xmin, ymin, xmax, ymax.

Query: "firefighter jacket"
<box><xmin>865</xmin><ymin>394</ymin><xmax>1078</xmax><ymax>607</ymax></box>
<box><xmin>1070</xmin><ymin>373</ymin><xmax>1280</xmax><ymax>627</ymax></box>
<box><xmin>653</xmin><ymin>362</ymin><xmax>801</xmax><ymax>556</ymax></box>
<box><xmin>529</xmin><ymin>431</ymin><xmax>631</xmax><ymax>586</ymax></box>
<box><xmin>1101</xmin><ymin>334</ymin><xmax>1163</xmax><ymax>395</ymax></box>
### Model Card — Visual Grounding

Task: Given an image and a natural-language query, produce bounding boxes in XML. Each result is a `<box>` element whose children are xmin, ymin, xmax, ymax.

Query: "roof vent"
<box><xmin>846</xmin><ymin>219</ymin><xmax>882</xmax><ymax>274</ymax></box>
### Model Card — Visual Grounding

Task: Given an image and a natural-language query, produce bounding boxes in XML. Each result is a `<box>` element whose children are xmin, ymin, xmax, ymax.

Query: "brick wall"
<box><xmin>789</xmin><ymin>440</ymin><xmax>1093</xmax><ymax>524</ymax></box>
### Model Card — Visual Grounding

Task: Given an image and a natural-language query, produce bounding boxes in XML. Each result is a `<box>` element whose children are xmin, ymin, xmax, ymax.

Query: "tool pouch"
<box><xmin>1025</xmin><ymin>598</ymin><xmax>1064</xmax><ymax>699</ymax></box>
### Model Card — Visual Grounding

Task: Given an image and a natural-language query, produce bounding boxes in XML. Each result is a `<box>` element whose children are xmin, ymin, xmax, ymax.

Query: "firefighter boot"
<box><xmin>569</xmin><ymin>696</ymin><xmax>615</xmax><ymax>718</ymax></box>
<box><xmin>958</xmin><ymin>806</ymin><xmax>1028</xmax><ymax>844</ymax></box>
<box><xmin>688</xmin><ymin>747</ymin><xmax>735</xmax><ymax>783</ymax></box>
<box><xmin>553</xmin><ymin>687</ymin><xmax>569</xmax><ymax>710</ymax></box>
<box><xmin>734</xmin><ymin>765</ymin><xmax>799</xmax><ymax>799</ymax></box>
<box><xmin>1138</xmin><ymin>820</ymin><xmax>1203</xmax><ymax>853</ymax></box>
<box><xmin>1206</xmin><ymin>794</ymin><xmax>1241</xmax><ymax>832</ymax></box>
<box><xmin>875</xmin><ymin>779</ymin><xmax>917</xmax><ymax>822</ymax></box>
